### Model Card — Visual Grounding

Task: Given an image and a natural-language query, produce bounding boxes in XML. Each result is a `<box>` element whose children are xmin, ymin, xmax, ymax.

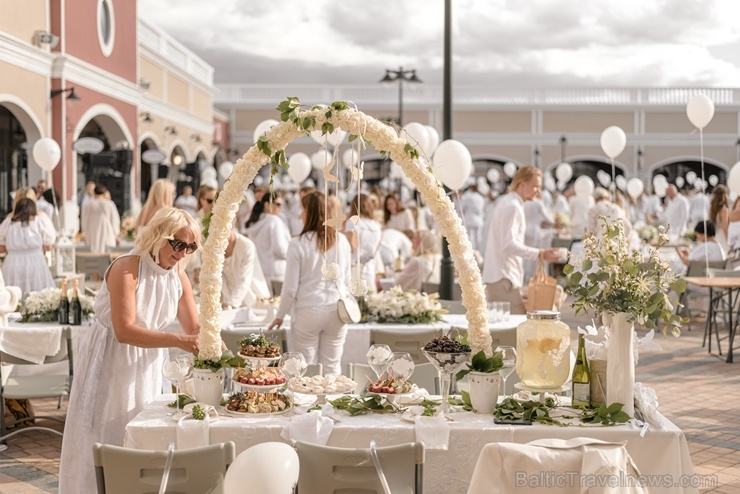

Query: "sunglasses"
<box><xmin>168</xmin><ymin>238</ymin><xmax>198</xmax><ymax>254</ymax></box>
<box><xmin>205</xmin><ymin>198</ymin><xmax>214</xmax><ymax>204</ymax></box>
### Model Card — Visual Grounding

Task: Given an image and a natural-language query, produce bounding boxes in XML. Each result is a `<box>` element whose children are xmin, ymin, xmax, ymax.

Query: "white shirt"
<box><xmin>461</xmin><ymin>190</ymin><xmax>486</xmax><ymax>229</ymax></box>
<box><xmin>378</xmin><ymin>228</ymin><xmax>413</xmax><ymax>269</ymax></box>
<box><xmin>688</xmin><ymin>193</ymin><xmax>710</xmax><ymax>227</ymax></box>
<box><xmin>82</xmin><ymin>198</ymin><xmax>120</xmax><ymax>254</ymax></box>
<box><xmin>688</xmin><ymin>240</ymin><xmax>725</xmax><ymax>263</ymax></box>
<box><xmin>568</xmin><ymin>196</ymin><xmax>594</xmax><ymax>237</ymax></box>
<box><xmin>244</xmin><ymin>214</ymin><xmax>292</xmax><ymax>282</ymax></box>
<box><xmin>276</xmin><ymin>232</ymin><xmax>351</xmax><ymax>318</ymax></box>
<box><xmin>394</xmin><ymin>255</ymin><xmax>440</xmax><ymax>292</ymax></box>
<box><xmin>385</xmin><ymin>209</ymin><xmax>415</xmax><ymax>232</ymax></box>
<box><xmin>664</xmin><ymin>194</ymin><xmax>690</xmax><ymax>236</ymax></box>
<box><xmin>482</xmin><ymin>193</ymin><xmax>540</xmax><ymax>287</ymax></box>
<box><xmin>221</xmin><ymin>233</ymin><xmax>269</xmax><ymax>307</ymax></box>
<box><xmin>174</xmin><ymin>194</ymin><xmax>198</xmax><ymax>217</ymax></box>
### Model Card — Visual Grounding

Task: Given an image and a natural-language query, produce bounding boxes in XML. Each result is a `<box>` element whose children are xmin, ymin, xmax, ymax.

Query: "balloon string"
<box><xmin>455</xmin><ymin>190</ymin><xmax>466</xmax><ymax>231</ymax></box>
<box><xmin>700</xmin><ymin>128</ymin><xmax>709</xmax><ymax>273</ymax></box>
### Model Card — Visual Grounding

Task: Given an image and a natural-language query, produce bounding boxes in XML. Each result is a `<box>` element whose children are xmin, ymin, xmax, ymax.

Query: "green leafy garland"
<box><xmin>193</xmin><ymin>349</ymin><xmax>243</xmax><ymax>372</ymax></box>
<box><xmin>494</xmin><ymin>397</ymin><xmax>631</xmax><ymax>427</ymax></box>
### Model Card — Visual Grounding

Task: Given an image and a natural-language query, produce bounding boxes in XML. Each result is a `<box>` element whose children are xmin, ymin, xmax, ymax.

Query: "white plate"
<box><xmin>232</xmin><ymin>379</ymin><xmax>286</xmax><ymax>392</ymax></box>
<box><xmin>238</xmin><ymin>354</ymin><xmax>282</xmax><ymax>363</ymax></box>
<box><xmin>223</xmin><ymin>405</ymin><xmax>289</xmax><ymax>417</ymax></box>
<box><xmin>171</xmin><ymin>402</ymin><xmax>219</xmax><ymax>421</ymax></box>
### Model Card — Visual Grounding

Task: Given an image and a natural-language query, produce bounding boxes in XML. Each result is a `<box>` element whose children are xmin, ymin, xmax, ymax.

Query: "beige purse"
<box><xmin>337</xmin><ymin>296</ymin><xmax>361</xmax><ymax>323</ymax></box>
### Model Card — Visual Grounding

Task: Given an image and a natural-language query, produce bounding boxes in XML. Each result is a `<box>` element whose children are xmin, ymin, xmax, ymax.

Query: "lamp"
<box><xmin>378</xmin><ymin>67</ymin><xmax>422</xmax><ymax>127</ymax></box>
<box><xmin>165</xmin><ymin>126</ymin><xmax>177</xmax><ymax>136</ymax></box>
<box><xmin>50</xmin><ymin>87</ymin><xmax>80</xmax><ymax>100</ymax></box>
<box><xmin>140</xmin><ymin>112</ymin><xmax>153</xmax><ymax>123</ymax></box>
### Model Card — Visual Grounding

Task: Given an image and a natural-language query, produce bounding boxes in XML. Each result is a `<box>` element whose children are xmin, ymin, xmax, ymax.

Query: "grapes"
<box><xmin>423</xmin><ymin>336</ymin><xmax>471</xmax><ymax>353</ymax></box>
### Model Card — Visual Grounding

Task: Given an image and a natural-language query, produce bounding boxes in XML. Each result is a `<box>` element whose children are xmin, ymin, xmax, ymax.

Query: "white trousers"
<box><xmin>289</xmin><ymin>304</ymin><xmax>347</xmax><ymax>376</ymax></box>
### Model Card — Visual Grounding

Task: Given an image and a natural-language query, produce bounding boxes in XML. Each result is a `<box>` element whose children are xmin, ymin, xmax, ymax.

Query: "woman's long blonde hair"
<box><xmin>136</xmin><ymin>179</ymin><xmax>175</xmax><ymax>230</ymax></box>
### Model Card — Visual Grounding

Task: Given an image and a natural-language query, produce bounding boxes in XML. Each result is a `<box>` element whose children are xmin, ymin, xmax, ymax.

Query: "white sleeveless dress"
<box><xmin>58</xmin><ymin>253</ymin><xmax>182</xmax><ymax>493</ymax></box>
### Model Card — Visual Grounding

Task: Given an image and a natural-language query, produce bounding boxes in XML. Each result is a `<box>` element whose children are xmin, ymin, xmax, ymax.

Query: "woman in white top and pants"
<box><xmin>269</xmin><ymin>192</ymin><xmax>351</xmax><ymax>375</ymax></box>
<box><xmin>245</xmin><ymin>194</ymin><xmax>292</xmax><ymax>295</ymax></box>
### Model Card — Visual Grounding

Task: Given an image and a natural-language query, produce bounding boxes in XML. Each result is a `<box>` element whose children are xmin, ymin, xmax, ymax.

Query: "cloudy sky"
<box><xmin>138</xmin><ymin>0</ymin><xmax>740</xmax><ymax>87</ymax></box>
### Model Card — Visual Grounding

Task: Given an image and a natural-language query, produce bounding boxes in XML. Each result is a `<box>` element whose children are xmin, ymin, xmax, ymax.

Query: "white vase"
<box><xmin>192</xmin><ymin>368</ymin><xmax>225</xmax><ymax>407</ymax></box>
<box><xmin>603</xmin><ymin>312</ymin><xmax>635</xmax><ymax>418</ymax></box>
<box><xmin>467</xmin><ymin>371</ymin><xmax>500</xmax><ymax>414</ymax></box>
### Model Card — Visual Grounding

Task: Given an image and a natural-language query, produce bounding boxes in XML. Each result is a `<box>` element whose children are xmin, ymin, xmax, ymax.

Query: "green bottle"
<box><xmin>572</xmin><ymin>333</ymin><xmax>591</xmax><ymax>408</ymax></box>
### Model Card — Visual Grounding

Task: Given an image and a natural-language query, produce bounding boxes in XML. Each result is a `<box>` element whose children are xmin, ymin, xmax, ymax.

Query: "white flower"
<box><xmin>390</xmin><ymin>358</ymin><xmax>415</xmax><ymax>377</ymax></box>
<box><xmin>283</xmin><ymin>358</ymin><xmax>307</xmax><ymax>376</ymax></box>
<box><xmin>366</xmin><ymin>346</ymin><xmax>393</xmax><ymax>364</ymax></box>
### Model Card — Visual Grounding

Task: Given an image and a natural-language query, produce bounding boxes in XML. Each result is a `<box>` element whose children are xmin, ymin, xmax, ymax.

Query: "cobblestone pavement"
<box><xmin>0</xmin><ymin>300</ymin><xmax>738</xmax><ymax>493</ymax></box>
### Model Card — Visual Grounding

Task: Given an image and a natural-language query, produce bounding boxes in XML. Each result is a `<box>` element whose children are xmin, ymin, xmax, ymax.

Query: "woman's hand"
<box><xmin>267</xmin><ymin>318</ymin><xmax>283</xmax><ymax>331</ymax></box>
<box><xmin>178</xmin><ymin>334</ymin><xmax>200</xmax><ymax>355</ymax></box>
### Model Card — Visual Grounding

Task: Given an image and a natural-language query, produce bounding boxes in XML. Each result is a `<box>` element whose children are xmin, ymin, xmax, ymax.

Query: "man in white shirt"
<box><xmin>482</xmin><ymin>166</ymin><xmax>559</xmax><ymax>314</ymax></box>
<box><xmin>174</xmin><ymin>185</ymin><xmax>198</xmax><ymax>217</ymax></box>
<box><xmin>688</xmin><ymin>189</ymin><xmax>710</xmax><ymax>228</ymax></box>
<box><xmin>663</xmin><ymin>185</ymin><xmax>690</xmax><ymax>238</ymax></box>
<box><xmin>461</xmin><ymin>184</ymin><xmax>486</xmax><ymax>252</ymax></box>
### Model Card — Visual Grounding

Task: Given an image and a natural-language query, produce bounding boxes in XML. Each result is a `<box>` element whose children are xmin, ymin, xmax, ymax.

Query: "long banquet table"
<box><xmin>684</xmin><ymin>276</ymin><xmax>740</xmax><ymax>363</ymax></box>
<box><xmin>125</xmin><ymin>395</ymin><xmax>698</xmax><ymax>494</ymax></box>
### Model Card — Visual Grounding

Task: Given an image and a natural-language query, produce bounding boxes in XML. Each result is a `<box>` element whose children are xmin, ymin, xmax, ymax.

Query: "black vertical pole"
<box><xmin>398</xmin><ymin>72</ymin><xmax>404</xmax><ymax>127</ymax></box>
<box><xmin>439</xmin><ymin>0</ymin><xmax>455</xmax><ymax>301</ymax></box>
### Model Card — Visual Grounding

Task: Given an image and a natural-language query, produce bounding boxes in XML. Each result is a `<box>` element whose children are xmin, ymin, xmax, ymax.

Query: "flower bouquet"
<box><xmin>363</xmin><ymin>286</ymin><xmax>446</xmax><ymax>324</ymax></box>
<box><xmin>636</xmin><ymin>223</ymin><xmax>659</xmax><ymax>245</ymax></box>
<box><xmin>19</xmin><ymin>287</ymin><xmax>95</xmax><ymax>323</ymax></box>
<box><xmin>120</xmin><ymin>214</ymin><xmax>136</xmax><ymax>242</ymax></box>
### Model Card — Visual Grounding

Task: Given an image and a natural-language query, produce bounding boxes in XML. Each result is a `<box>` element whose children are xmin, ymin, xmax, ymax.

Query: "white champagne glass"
<box><xmin>162</xmin><ymin>356</ymin><xmax>187</xmax><ymax>413</ymax></box>
<box><xmin>390</xmin><ymin>352</ymin><xmax>415</xmax><ymax>384</ymax></box>
<box><xmin>495</xmin><ymin>346</ymin><xmax>517</xmax><ymax>397</ymax></box>
<box><xmin>281</xmin><ymin>352</ymin><xmax>307</xmax><ymax>412</ymax></box>
<box><xmin>366</xmin><ymin>344</ymin><xmax>393</xmax><ymax>380</ymax></box>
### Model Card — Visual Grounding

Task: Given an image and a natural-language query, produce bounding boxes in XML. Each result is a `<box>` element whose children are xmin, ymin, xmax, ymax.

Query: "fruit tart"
<box><xmin>226</xmin><ymin>391</ymin><xmax>290</xmax><ymax>414</ymax></box>
<box><xmin>238</xmin><ymin>333</ymin><xmax>282</xmax><ymax>358</ymax></box>
<box><xmin>233</xmin><ymin>367</ymin><xmax>286</xmax><ymax>387</ymax></box>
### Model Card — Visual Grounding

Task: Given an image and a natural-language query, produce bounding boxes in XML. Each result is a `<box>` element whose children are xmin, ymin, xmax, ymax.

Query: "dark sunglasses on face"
<box><xmin>168</xmin><ymin>238</ymin><xmax>198</xmax><ymax>254</ymax></box>
<box><xmin>205</xmin><ymin>198</ymin><xmax>214</xmax><ymax>204</ymax></box>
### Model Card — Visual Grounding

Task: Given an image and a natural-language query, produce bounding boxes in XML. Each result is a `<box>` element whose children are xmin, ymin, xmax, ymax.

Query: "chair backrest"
<box><xmin>105</xmin><ymin>245</ymin><xmax>131</xmax><ymax>254</ymax></box>
<box><xmin>421</xmin><ymin>282</ymin><xmax>440</xmax><ymax>295</ymax></box>
<box><xmin>0</xmin><ymin>327</ymin><xmax>72</xmax><ymax>367</ymax></box>
<box><xmin>305</xmin><ymin>363</ymin><xmax>323</xmax><ymax>377</ymax></box>
<box><xmin>707</xmin><ymin>267</ymin><xmax>740</xmax><ymax>278</ymax></box>
<box><xmin>410</xmin><ymin>362</ymin><xmax>439</xmax><ymax>394</ymax></box>
<box><xmin>75</xmin><ymin>253</ymin><xmax>112</xmax><ymax>280</ymax></box>
<box><xmin>93</xmin><ymin>441</ymin><xmax>235</xmax><ymax>494</ymax></box>
<box><xmin>295</xmin><ymin>441</ymin><xmax>424</xmax><ymax>494</ymax></box>
<box><xmin>551</xmin><ymin>237</ymin><xmax>574</xmax><ymax>249</ymax></box>
<box><xmin>219</xmin><ymin>328</ymin><xmax>287</xmax><ymax>356</ymax></box>
<box><xmin>370</xmin><ymin>328</ymin><xmax>441</xmax><ymax>364</ymax></box>
<box><xmin>348</xmin><ymin>363</ymin><xmax>374</xmax><ymax>393</ymax></box>
<box><xmin>686</xmin><ymin>259</ymin><xmax>727</xmax><ymax>277</ymax></box>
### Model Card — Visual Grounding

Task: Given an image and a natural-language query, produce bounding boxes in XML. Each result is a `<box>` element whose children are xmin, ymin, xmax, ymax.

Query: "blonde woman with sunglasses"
<box><xmin>60</xmin><ymin>207</ymin><xmax>201</xmax><ymax>494</ymax></box>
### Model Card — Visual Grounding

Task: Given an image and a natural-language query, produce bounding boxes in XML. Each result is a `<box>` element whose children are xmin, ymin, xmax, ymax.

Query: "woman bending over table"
<box><xmin>394</xmin><ymin>229</ymin><xmax>441</xmax><ymax>292</ymax></box>
<box><xmin>59</xmin><ymin>207</ymin><xmax>201</xmax><ymax>494</ymax></box>
<box><xmin>268</xmin><ymin>191</ymin><xmax>351</xmax><ymax>375</ymax></box>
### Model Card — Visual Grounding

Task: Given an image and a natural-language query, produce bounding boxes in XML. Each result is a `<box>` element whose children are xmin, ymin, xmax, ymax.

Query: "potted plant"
<box><xmin>456</xmin><ymin>349</ymin><xmax>503</xmax><ymax>414</ymax></box>
<box><xmin>192</xmin><ymin>350</ymin><xmax>243</xmax><ymax>406</ymax></box>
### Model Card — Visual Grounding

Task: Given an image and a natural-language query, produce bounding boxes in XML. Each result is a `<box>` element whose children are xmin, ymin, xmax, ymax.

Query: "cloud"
<box><xmin>138</xmin><ymin>0</ymin><xmax>740</xmax><ymax>87</ymax></box>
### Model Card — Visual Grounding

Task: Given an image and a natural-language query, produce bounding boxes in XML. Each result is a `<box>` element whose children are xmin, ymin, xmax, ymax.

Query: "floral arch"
<box><xmin>198</xmin><ymin>99</ymin><xmax>491</xmax><ymax>360</ymax></box>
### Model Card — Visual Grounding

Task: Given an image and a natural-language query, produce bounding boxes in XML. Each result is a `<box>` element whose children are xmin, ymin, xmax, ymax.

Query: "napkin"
<box><xmin>633</xmin><ymin>382</ymin><xmax>667</xmax><ymax>431</ymax></box>
<box><xmin>281</xmin><ymin>409</ymin><xmax>334</xmax><ymax>445</ymax></box>
<box><xmin>176</xmin><ymin>414</ymin><xmax>210</xmax><ymax>450</ymax></box>
<box><xmin>414</xmin><ymin>413</ymin><xmax>450</xmax><ymax>450</ymax></box>
<box><xmin>0</xmin><ymin>327</ymin><xmax>62</xmax><ymax>365</ymax></box>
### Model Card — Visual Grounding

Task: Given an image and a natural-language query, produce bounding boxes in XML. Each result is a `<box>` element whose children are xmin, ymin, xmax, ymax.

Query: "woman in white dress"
<box><xmin>221</xmin><ymin>219</ymin><xmax>270</xmax><ymax>308</ymax></box>
<box><xmin>344</xmin><ymin>194</ymin><xmax>382</xmax><ymax>293</ymax></box>
<box><xmin>0</xmin><ymin>198</ymin><xmax>55</xmax><ymax>294</ymax></box>
<box><xmin>709</xmin><ymin>185</ymin><xmax>730</xmax><ymax>253</ymax></box>
<box><xmin>268</xmin><ymin>191</ymin><xmax>351</xmax><ymax>375</ymax></box>
<box><xmin>81</xmin><ymin>184</ymin><xmax>121</xmax><ymax>253</ymax></box>
<box><xmin>394</xmin><ymin>230</ymin><xmax>441</xmax><ymax>292</ymax></box>
<box><xmin>383</xmin><ymin>193</ymin><xmax>415</xmax><ymax>232</ymax></box>
<box><xmin>59</xmin><ymin>208</ymin><xmax>201</xmax><ymax>494</ymax></box>
<box><xmin>134</xmin><ymin>179</ymin><xmax>175</xmax><ymax>233</ymax></box>
<box><xmin>244</xmin><ymin>193</ymin><xmax>291</xmax><ymax>294</ymax></box>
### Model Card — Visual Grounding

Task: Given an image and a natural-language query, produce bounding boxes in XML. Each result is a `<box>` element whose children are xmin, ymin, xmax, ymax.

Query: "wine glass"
<box><xmin>162</xmin><ymin>356</ymin><xmax>188</xmax><ymax>413</ymax></box>
<box><xmin>495</xmin><ymin>346</ymin><xmax>517</xmax><ymax>397</ymax></box>
<box><xmin>281</xmin><ymin>352</ymin><xmax>307</xmax><ymax>412</ymax></box>
<box><xmin>366</xmin><ymin>344</ymin><xmax>393</xmax><ymax>381</ymax></box>
<box><xmin>389</xmin><ymin>352</ymin><xmax>415</xmax><ymax>385</ymax></box>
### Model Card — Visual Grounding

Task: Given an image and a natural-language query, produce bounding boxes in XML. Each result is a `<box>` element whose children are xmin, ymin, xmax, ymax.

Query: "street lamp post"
<box><xmin>379</xmin><ymin>67</ymin><xmax>422</xmax><ymax>127</ymax></box>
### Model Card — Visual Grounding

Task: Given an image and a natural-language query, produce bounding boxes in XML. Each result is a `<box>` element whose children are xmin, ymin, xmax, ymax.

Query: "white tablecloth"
<box><xmin>125</xmin><ymin>395</ymin><xmax>697</xmax><ymax>494</ymax></box>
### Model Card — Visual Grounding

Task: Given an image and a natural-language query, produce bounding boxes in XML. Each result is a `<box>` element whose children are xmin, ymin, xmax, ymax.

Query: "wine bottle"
<box><xmin>571</xmin><ymin>333</ymin><xmax>591</xmax><ymax>408</ymax></box>
<box><xmin>395</xmin><ymin>254</ymin><xmax>403</xmax><ymax>272</ymax></box>
<box><xmin>58</xmin><ymin>279</ymin><xmax>69</xmax><ymax>325</ymax></box>
<box><xmin>70</xmin><ymin>279</ymin><xmax>82</xmax><ymax>326</ymax></box>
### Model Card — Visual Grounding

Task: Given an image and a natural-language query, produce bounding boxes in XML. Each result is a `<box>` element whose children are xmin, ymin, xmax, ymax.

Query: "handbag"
<box><xmin>525</xmin><ymin>257</ymin><xmax>562</xmax><ymax>311</ymax></box>
<box><xmin>337</xmin><ymin>295</ymin><xmax>361</xmax><ymax>324</ymax></box>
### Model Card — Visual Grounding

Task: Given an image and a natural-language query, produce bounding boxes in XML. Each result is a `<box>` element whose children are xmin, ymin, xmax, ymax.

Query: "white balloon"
<box><xmin>389</xmin><ymin>161</ymin><xmax>403</xmax><ymax>179</ymax></box>
<box><xmin>709</xmin><ymin>175</ymin><xmax>719</xmax><ymax>186</ymax></box>
<box><xmin>729</xmin><ymin>162</ymin><xmax>740</xmax><ymax>195</ymax></box>
<box><xmin>544</xmin><ymin>175</ymin><xmax>556</xmax><ymax>192</ymax></box>
<box><xmin>287</xmin><ymin>152</ymin><xmax>311</xmax><ymax>183</ymax></box>
<box><xmin>557</xmin><ymin>180</ymin><xmax>567</xmax><ymax>191</ymax></box>
<box><xmin>342</xmin><ymin>149</ymin><xmax>359</xmax><ymax>168</ymax></box>
<box><xmin>615</xmin><ymin>175</ymin><xmax>627</xmax><ymax>191</ymax></box>
<box><xmin>201</xmin><ymin>177</ymin><xmax>218</xmax><ymax>189</ymax></box>
<box><xmin>403</xmin><ymin>122</ymin><xmax>430</xmax><ymax>155</ymax></box>
<box><xmin>200</xmin><ymin>167</ymin><xmax>217</xmax><ymax>179</ymax></box>
<box><xmin>431</xmin><ymin>139</ymin><xmax>473</xmax><ymax>191</ymax></box>
<box><xmin>252</xmin><ymin>119</ymin><xmax>279</xmax><ymax>144</ymax></box>
<box><xmin>653</xmin><ymin>174</ymin><xmax>668</xmax><ymax>189</ymax></box>
<box><xmin>224</xmin><ymin>442</ymin><xmax>299</xmax><ymax>494</ymax></box>
<box><xmin>401</xmin><ymin>173</ymin><xmax>416</xmax><ymax>190</ymax></box>
<box><xmin>486</xmin><ymin>168</ymin><xmax>501</xmax><ymax>183</ymax></box>
<box><xmin>32</xmin><ymin>138</ymin><xmax>61</xmax><ymax>171</ymax></box>
<box><xmin>596</xmin><ymin>170</ymin><xmax>611</xmax><ymax>188</ymax></box>
<box><xmin>626</xmin><ymin>177</ymin><xmax>644</xmax><ymax>200</ymax></box>
<box><xmin>311</xmin><ymin>149</ymin><xmax>332</xmax><ymax>170</ymax></box>
<box><xmin>555</xmin><ymin>162</ymin><xmax>573</xmax><ymax>183</ymax></box>
<box><xmin>326</xmin><ymin>129</ymin><xmax>347</xmax><ymax>147</ymax></box>
<box><xmin>503</xmin><ymin>162</ymin><xmax>517</xmax><ymax>178</ymax></box>
<box><xmin>675</xmin><ymin>176</ymin><xmax>685</xmax><ymax>188</ymax></box>
<box><xmin>685</xmin><ymin>171</ymin><xmax>697</xmax><ymax>184</ymax></box>
<box><xmin>686</xmin><ymin>94</ymin><xmax>715</xmax><ymax>130</ymax></box>
<box><xmin>424</xmin><ymin>125</ymin><xmax>440</xmax><ymax>157</ymax></box>
<box><xmin>574</xmin><ymin>175</ymin><xmax>595</xmax><ymax>199</ymax></box>
<box><xmin>218</xmin><ymin>161</ymin><xmax>233</xmax><ymax>180</ymax></box>
<box><xmin>600</xmin><ymin>126</ymin><xmax>627</xmax><ymax>159</ymax></box>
